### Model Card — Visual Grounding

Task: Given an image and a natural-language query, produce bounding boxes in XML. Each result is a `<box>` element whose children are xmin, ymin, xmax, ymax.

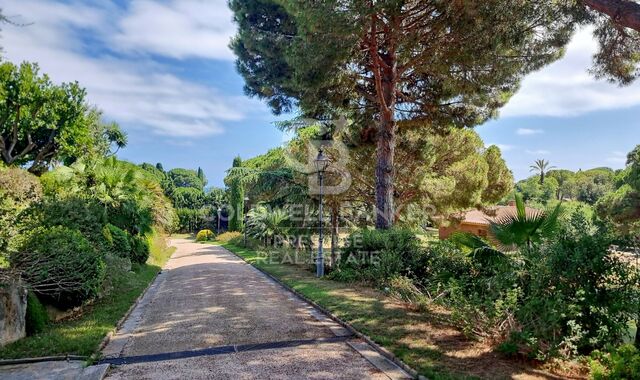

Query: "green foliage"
<box><xmin>227</xmin><ymin>156</ymin><xmax>245</xmax><ymax>232</ymax></box>
<box><xmin>36</xmin><ymin>196</ymin><xmax>105</xmax><ymax>239</ymax></box>
<box><xmin>529</xmin><ymin>159</ymin><xmax>556</xmax><ymax>184</ymax></box>
<box><xmin>167</xmin><ymin>168</ymin><xmax>204</xmax><ymax>190</ymax></box>
<box><xmin>489</xmin><ymin>193</ymin><xmax>562</xmax><ymax>250</ymax></box>
<box><xmin>0</xmin><ymin>62</ymin><xmax>121</xmax><ymax>174</ymax></box>
<box><xmin>590</xmin><ymin>344</ymin><xmax>640</xmax><ymax>380</ymax></box>
<box><xmin>171</xmin><ymin>187</ymin><xmax>205</xmax><ymax>209</ymax></box>
<box><xmin>516</xmin><ymin>175</ymin><xmax>559</xmax><ymax>204</ymax></box>
<box><xmin>339</xmin><ymin>228</ymin><xmax>422</xmax><ymax>282</ymax></box>
<box><xmin>576</xmin><ymin>168</ymin><xmax>616</xmax><ymax>205</ymax></box>
<box><xmin>510</xmin><ymin>212</ymin><xmax>638</xmax><ymax>358</ymax></box>
<box><xmin>483</xmin><ymin>145</ymin><xmax>514</xmax><ymax>204</ymax></box>
<box><xmin>25</xmin><ymin>292</ymin><xmax>48</xmax><ymax>336</ymax></box>
<box><xmin>216</xmin><ymin>231</ymin><xmax>242</xmax><ymax>243</ymax></box>
<box><xmin>11</xmin><ymin>226</ymin><xmax>105</xmax><ymax>308</ymax></box>
<box><xmin>175</xmin><ymin>208</ymin><xmax>211</xmax><ymax>233</ymax></box>
<box><xmin>231</xmin><ymin>0</ymin><xmax>574</xmax><ymax>227</ymax></box>
<box><xmin>40</xmin><ymin>158</ymin><xmax>177</xmax><ymax>235</ymax></box>
<box><xmin>103</xmin><ymin>224</ymin><xmax>131</xmax><ymax>259</ymax></box>
<box><xmin>129</xmin><ymin>235</ymin><xmax>150</xmax><ymax>264</ymax></box>
<box><xmin>0</xmin><ymin>167</ymin><xmax>42</xmax><ymax>256</ymax></box>
<box><xmin>139</xmin><ymin>162</ymin><xmax>165</xmax><ymax>182</ymax></box>
<box><xmin>196</xmin><ymin>229</ymin><xmax>215</xmax><ymax>242</ymax></box>
<box><xmin>0</xmin><ymin>233</ymin><xmax>175</xmax><ymax>359</ymax></box>
<box><xmin>245</xmin><ymin>205</ymin><xmax>289</xmax><ymax>245</ymax></box>
<box><xmin>596</xmin><ymin>145</ymin><xmax>640</xmax><ymax>233</ymax></box>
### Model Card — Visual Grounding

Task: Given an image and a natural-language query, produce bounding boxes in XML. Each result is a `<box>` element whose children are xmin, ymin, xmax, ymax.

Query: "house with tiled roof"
<box><xmin>438</xmin><ymin>201</ymin><xmax>541</xmax><ymax>240</ymax></box>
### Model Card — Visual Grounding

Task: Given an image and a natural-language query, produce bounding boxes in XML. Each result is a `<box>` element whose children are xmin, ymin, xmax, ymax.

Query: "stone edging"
<box><xmin>222</xmin><ymin>244</ymin><xmax>425</xmax><ymax>380</ymax></box>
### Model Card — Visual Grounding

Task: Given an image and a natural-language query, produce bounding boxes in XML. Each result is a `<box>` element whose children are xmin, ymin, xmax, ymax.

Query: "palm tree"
<box><xmin>246</xmin><ymin>205</ymin><xmax>290</xmax><ymax>246</ymax></box>
<box><xmin>529</xmin><ymin>159</ymin><xmax>556</xmax><ymax>184</ymax></box>
<box><xmin>489</xmin><ymin>193</ymin><xmax>562</xmax><ymax>250</ymax></box>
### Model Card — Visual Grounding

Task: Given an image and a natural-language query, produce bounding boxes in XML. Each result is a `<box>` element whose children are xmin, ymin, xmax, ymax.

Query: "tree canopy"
<box><xmin>0</xmin><ymin>61</ymin><xmax>126</xmax><ymax>174</ymax></box>
<box><xmin>231</xmin><ymin>0</ymin><xmax>576</xmax><ymax>228</ymax></box>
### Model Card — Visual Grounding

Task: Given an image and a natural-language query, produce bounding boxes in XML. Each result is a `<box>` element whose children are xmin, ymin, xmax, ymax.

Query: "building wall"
<box><xmin>438</xmin><ymin>222</ymin><xmax>489</xmax><ymax>240</ymax></box>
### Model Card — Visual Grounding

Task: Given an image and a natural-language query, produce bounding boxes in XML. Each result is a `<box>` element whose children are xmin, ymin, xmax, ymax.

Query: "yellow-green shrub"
<box><xmin>216</xmin><ymin>231</ymin><xmax>241</xmax><ymax>243</ymax></box>
<box><xmin>196</xmin><ymin>229</ymin><xmax>215</xmax><ymax>242</ymax></box>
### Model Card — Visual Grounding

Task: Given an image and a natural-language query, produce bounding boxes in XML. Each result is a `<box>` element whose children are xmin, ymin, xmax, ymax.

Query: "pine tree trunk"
<box><xmin>370</xmin><ymin>13</ymin><xmax>398</xmax><ymax>230</ymax></box>
<box><xmin>375</xmin><ymin>116</ymin><xmax>396</xmax><ymax>229</ymax></box>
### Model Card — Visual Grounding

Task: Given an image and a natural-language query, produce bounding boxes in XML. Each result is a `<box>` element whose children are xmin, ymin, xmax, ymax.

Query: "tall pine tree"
<box><xmin>231</xmin><ymin>0</ymin><xmax>575</xmax><ymax>228</ymax></box>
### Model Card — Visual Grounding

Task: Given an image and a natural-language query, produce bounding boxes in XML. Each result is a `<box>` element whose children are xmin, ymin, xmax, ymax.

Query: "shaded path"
<box><xmin>102</xmin><ymin>239</ymin><xmax>407</xmax><ymax>379</ymax></box>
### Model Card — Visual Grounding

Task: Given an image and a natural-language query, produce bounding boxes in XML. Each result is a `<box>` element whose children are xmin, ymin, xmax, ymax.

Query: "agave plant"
<box><xmin>489</xmin><ymin>193</ymin><xmax>562</xmax><ymax>250</ymax></box>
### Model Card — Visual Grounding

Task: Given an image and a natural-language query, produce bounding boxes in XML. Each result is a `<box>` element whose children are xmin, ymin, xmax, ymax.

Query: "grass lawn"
<box><xmin>222</xmin><ymin>242</ymin><xmax>585</xmax><ymax>380</ymax></box>
<box><xmin>0</xmin><ymin>233</ymin><xmax>175</xmax><ymax>360</ymax></box>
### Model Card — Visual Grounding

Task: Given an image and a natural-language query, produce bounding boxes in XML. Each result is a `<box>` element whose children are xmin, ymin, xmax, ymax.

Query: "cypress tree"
<box><xmin>228</xmin><ymin>157</ymin><xmax>245</xmax><ymax>231</ymax></box>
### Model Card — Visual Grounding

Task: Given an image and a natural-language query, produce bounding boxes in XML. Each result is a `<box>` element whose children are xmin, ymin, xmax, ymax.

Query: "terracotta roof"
<box><xmin>456</xmin><ymin>205</ymin><xmax>541</xmax><ymax>226</ymax></box>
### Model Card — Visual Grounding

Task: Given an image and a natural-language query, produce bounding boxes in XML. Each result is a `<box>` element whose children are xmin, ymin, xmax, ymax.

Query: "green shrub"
<box><xmin>0</xmin><ymin>167</ymin><xmax>42</xmax><ymax>255</ymax></box>
<box><xmin>590</xmin><ymin>344</ymin><xmax>640</xmax><ymax>379</ymax></box>
<box><xmin>37</xmin><ymin>197</ymin><xmax>105</xmax><ymax>239</ymax></box>
<box><xmin>339</xmin><ymin>228</ymin><xmax>421</xmax><ymax>282</ymax></box>
<box><xmin>196</xmin><ymin>229</ymin><xmax>215</xmax><ymax>242</ymax></box>
<box><xmin>11</xmin><ymin>226</ymin><xmax>106</xmax><ymax>308</ymax></box>
<box><xmin>216</xmin><ymin>231</ymin><xmax>242</xmax><ymax>243</ymax></box>
<box><xmin>103</xmin><ymin>224</ymin><xmax>131</xmax><ymax>258</ymax></box>
<box><xmin>510</xmin><ymin>211</ymin><xmax>639</xmax><ymax>358</ymax></box>
<box><xmin>25</xmin><ymin>292</ymin><xmax>48</xmax><ymax>335</ymax></box>
<box><xmin>129</xmin><ymin>235</ymin><xmax>150</xmax><ymax>264</ymax></box>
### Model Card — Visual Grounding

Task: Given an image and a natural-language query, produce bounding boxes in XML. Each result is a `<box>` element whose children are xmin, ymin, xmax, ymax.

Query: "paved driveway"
<box><xmin>102</xmin><ymin>239</ymin><xmax>407</xmax><ymax>379</ymax></box>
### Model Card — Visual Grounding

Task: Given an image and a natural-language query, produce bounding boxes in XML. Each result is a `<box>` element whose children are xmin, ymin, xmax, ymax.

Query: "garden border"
<box><xmin>221</xmin><ymin>243</ymin><xmax>425</xmax><ymax>380</ymax></box>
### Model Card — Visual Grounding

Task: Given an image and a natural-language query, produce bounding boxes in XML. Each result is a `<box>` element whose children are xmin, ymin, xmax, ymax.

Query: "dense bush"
<box><xmin>0</xmin><ymin>168</ymin><xmax>42</xmax><ymax>255</ymax></box>
<box><xmin>102</xmin><ymin>224</ymin><xmax>131</xmax><ymax>258</ymax></box>
<box><xmin>510</xmin><ymin>212</ymin><xmax>638</xmax><ymax>358</ymax></box>
<box><xmin>338</xmin><ymin>228</ymin><xmax>422</xmax><ymax>282</ymax></box>
<box><xmin>196</xmin><ymin>229</ymin><xmax>215</xmax><ymax>242</ymax></box>
<box><xmin>590</xmin><ymin>344</ymin><xmax>640</xmax><ymax>379</ymax></box>
<box><xmin>216</xmin><ymin>231</ymin><xmax>242</xmax><ymax>243</ymax></box>
<box><xmin>36</xmin><ymin>196</ymin><xmax>106</xmax><ymax>238</ymax></box>
<box><xmin>435</xmin><ymin>210</ymin><xmax>637</xmax><ymax>359</ymax></box>
<box><xmin>129</xmin><ymin>235</ymin><xmax>150</xmax><ymax>264</ymax></box>
<box><xmin>25</xmin><ymin>292</ymin><xmax>48</xmax><ymax>335</ymax></box>
<box><xmin>176</xmin><ymin>208</ymin><xmax>211</xmax><ymax>233</ymax></box>
<box><xmin>11</xmin><ymin>226</ymin><xmax>106</xmax><ymax>308</ymax></box>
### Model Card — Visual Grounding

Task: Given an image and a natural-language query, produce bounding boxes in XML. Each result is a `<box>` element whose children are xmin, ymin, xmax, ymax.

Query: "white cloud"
<box><xmin>501</xmin><ymin>28</ymin><xmax>640</xmax><ymax>118</ymax></box>
<box><xmin>516</xmin><ymin>128</ymin><xmax>543</xmax><ymax>136</ymax></box>
<box><xmin>0</xmin><ymin>0</ymin><xmax>256</xmax><ymax>137</ymax></box>
<box><xmin>113</xmin><ymin>0</ymin><xmax>236</xmax><ymax>60</ymax></box>
<box><xmin>526</xmin><ymin>149</ymin><xmax>551</xmax><ymax>155</ymax></box>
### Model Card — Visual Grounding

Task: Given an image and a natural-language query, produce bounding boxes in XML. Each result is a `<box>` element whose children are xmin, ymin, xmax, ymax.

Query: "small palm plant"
<box><xmin>246</xmin><ymin>205</ymin><xmax>290</xmax><ymax>246</ymax></box>
<box><xmin>489</xmin><ymin>193</ymin><xmax>562</xmax><ymax>250</ymax></box>
<box><xmin>529</xmin><ymin>159</ymin><xmax>556</xmax><ymax>184</ymax></box>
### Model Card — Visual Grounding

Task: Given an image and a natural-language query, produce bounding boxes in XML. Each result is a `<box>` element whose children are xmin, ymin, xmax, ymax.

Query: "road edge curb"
<box><xmin>221</xmin><ymin>244</ymin><xmax>424</xmax><ymax>380</ymax></box>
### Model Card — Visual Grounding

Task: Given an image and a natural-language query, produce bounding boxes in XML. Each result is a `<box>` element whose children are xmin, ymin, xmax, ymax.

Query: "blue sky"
<box><xmin>2</xmin><ymin>0</ymin><xmax>639</xmax><ymax>187</ymax></box>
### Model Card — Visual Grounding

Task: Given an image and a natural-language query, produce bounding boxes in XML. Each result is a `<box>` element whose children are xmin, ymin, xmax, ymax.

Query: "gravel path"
<box><xmin>102</xmin><ymin>239</ymin><xmax>395</xmax><ymax>379</ymax></box>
